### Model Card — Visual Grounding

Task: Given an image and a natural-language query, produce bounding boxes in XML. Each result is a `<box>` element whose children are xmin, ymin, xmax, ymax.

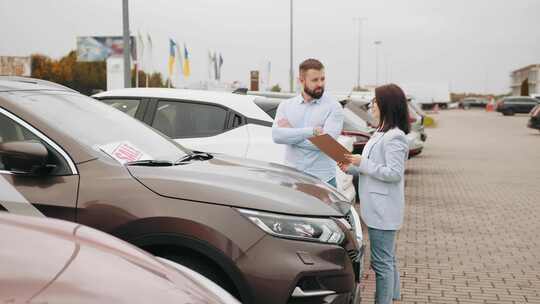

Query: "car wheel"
<box><xmin>161</xmin><ymin>253</ymin><xmax>239</xmax><ymax>298</ymax></box>
<box><xmin>503</xmin><ymin>110</ymin><xmax>514</xmax><ymax>116</ymax></box>
<box><xmin>350</xmin><ymin>252</ymin><xmax>365</xmax><ymax>304</ymax></box>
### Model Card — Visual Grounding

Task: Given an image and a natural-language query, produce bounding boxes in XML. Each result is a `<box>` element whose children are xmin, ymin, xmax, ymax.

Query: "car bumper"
<box><xmin>335</xmin><ymin>173</ymin><xmax>356</xmax><ymax>203</ymax></box>
<box><xmin>237</xmin><ymin>234</ymin><xmax>362</xmax><ymax>304</ymax></box>
<box><xmin>409</xmin><ymin>147</ymin><xmax>423</xmax><ymax>158</ymax></box>
<box><xmin>528</xmin><ymin>117</ymin><xmax>540</xmax><ymax>130</ymax></box>
<box><xmin>406</xmin><ymin>132</ymin><xmax>424</xmax><ymax>151</ymax></box>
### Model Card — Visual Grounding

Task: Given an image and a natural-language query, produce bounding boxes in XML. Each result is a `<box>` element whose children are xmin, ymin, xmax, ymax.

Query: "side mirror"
<box><xmin>0</xmin><ymin>141</ymin><xmax>51</xmax><ymax>175</ymax></box>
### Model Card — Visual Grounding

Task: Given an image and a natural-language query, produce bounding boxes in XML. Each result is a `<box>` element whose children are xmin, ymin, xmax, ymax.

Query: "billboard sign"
<box><xmin>77</xmin><ymin>36</ymin><xmax>135</xmax><ymax>62</ymax></box>
<box><xmin>106</xmin><ymin>56</ymin><xmax>125</xmax><ymax>90</ymax></box>
<box><xmin>0</xmin><ymin>56</ymin><xmax>31</xmax><ymax>76</ymax></box>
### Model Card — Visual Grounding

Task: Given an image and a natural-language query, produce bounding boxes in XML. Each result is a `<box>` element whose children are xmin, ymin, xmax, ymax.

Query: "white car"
<box><xmin>93</xmin><ymin>89</ymin><xmax>356</xmax><ymax>203</ymax></box>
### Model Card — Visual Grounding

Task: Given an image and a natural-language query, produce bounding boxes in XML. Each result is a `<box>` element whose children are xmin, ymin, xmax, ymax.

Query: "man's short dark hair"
<box><xmin>299</xmin><ymin>59</ymin><xmax>324</xmax><ymax>75</ymax></box>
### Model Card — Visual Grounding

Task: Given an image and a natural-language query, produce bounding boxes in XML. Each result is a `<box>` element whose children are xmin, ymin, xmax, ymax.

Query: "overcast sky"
<box><xmin>1</xmin><ymin>0</ymin><xmax>539</xmax><ymax>98</ymax></box>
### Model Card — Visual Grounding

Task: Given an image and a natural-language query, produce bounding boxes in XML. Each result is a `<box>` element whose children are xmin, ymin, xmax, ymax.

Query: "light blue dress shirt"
<box><xmin>272</xmin><ymin>93</ymin><xmax>344</xmax><ymax>182</ymax></box>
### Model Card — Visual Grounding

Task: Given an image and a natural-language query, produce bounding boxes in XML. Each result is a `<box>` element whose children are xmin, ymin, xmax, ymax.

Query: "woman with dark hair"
<box><xmin>338</xmin><ymin>83</ymin><xmax>410</xmax><ymax>303</ymax></box>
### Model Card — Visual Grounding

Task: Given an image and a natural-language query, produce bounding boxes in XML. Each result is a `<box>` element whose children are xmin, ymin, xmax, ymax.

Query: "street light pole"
<box><xmin>122</xmin><ymin>0</ymin><xmax>131</xmax><ymax>88</ymax></box>
<box><xmin>374</xmin><ymin>40</ymin><xmax>382</xmax><ymax>85</ymax></box>
<box><xmin>354</xmin><ymin>17</ymin><xmax>366</xmax><ymax>90</ymax></box>
<box><xmin>289</xmin><ymin>0</ymin><xmax>294</xmax><ymax>93</ymax></box>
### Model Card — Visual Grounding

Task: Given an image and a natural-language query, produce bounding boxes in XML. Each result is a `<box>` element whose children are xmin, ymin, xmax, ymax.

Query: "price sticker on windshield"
<box><xmin>98</xmin><ymin>141</ymin><xmax>152</xmax><ymax>164</ymax></box>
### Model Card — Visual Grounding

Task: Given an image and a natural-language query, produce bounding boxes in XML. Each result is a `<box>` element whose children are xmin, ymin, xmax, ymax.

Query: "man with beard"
<box><xmin>272</xmin><ymin>58</ymin><xmax>344</xmax><ymax>187</ymax></box>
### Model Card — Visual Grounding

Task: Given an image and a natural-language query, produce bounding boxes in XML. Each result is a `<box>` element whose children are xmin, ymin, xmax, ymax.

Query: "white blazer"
<box><xmin>348</xmin><ymin>127</ymin><xmax>408</xmax><ymax>230</ymax></box>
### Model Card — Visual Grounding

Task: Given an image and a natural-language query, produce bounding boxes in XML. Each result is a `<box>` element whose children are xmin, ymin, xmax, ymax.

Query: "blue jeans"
<box><xmin>326</xmin><ymin>177</ymin><xmax>337</xmax><ymax>188</ymax></box>
<box><xmin>368</xmin><ymin>227</ymin><xmax>400</xmax><ymax>304</ymax></box>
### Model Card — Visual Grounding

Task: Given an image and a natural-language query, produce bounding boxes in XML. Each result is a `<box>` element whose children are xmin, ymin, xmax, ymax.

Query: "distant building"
<box><xmin>510</xmin><ymin>64</ymin><xmax>540</xmax><ymax>96</ymax></box>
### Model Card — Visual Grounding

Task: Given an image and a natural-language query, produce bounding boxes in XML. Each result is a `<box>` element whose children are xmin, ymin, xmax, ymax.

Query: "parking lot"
<box><xmin>359</xmin><ymin>109</ymin><xmax>540</xmax><ymax>303</ymax></box>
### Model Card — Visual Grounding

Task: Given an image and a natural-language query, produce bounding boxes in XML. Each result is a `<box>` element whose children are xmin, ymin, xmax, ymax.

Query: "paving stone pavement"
<box><xmin>357</xmin><ymin>109</ymin><xmax>540</xmax><ymax>304</ymax></box>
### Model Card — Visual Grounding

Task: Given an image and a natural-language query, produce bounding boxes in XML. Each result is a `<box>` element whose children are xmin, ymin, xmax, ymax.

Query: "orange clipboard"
<box><xmin>309</xmin><ymin>134</ymin><xmax>351</xmax><ymax>164</ymax></box>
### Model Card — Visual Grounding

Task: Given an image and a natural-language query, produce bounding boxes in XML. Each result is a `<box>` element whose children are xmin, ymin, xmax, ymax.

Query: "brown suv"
<box><xmin>0</xmin><ymin>77</ymin><xmax>362</xmax><ymax>304</ymax></box>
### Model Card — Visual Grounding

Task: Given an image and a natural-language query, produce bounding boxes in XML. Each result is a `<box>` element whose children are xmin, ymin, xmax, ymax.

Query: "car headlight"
<box><xmin>238</xmin><ymin>209</ymin><xmax>344</xmax><ymax>244</ymax></box>
<box><xmin>347</xmin><ymin>207</ymin><xmax>363</xmax><ymax>242</ymax></box>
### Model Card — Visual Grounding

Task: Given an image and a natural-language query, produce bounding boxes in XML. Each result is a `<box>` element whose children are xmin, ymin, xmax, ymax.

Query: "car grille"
<box><xmin>347</xmin><ymin>249</ymin><xmax>360</xmax><ymax>262</ymax></box>
<box><xmin>344</xmin><ymin>210</ymin><xmax>360</xmax><ymax>263</ymax></box>
<box><xmin>344</xmin><ymin>211</ymin><xmax>353</xmax><ymax>228</ymax></box>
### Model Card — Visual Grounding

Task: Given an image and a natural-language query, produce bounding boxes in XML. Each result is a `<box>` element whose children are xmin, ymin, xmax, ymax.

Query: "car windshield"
<box><xmin>408</xmin><ymin>104</ymin><xmax>421</xmax><ymax>120</ymax></box>
<box><xmin>409</xmin><ymin>102</ymin><xmax>426</xmax><ymax>116</ymax></box>
<box><xmin>343</xmin><ymin>108</ymin><xmax>369</xmax><ymax>131</ymax></box>
<box><xmin>9</xmin><ymin>91</ymin><xmax>189</xmax><ymax>162</ymax></box>
<box><xmin>254</xmin><ymin>99</ymin><xmax>280</xmax><ymax>119</ymax></box>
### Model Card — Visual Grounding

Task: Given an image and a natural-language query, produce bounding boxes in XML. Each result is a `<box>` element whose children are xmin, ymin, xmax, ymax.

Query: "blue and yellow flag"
<box><xmin>183</xmin><ymin>43</ymin><xmax>191</xmax><ymax>77</ymax></box>
<box><xmin>168</xmin><ymin>39</ymin><xmax>176</xmax><ymax>78</ymax></box>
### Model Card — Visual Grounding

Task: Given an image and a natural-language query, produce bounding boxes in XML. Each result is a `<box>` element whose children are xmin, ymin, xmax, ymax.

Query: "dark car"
<box><xmin>527</xmin><ymin>104</ymin><xmax>540</xmax><ymax>131</ymax></box>
<box><xmin>0</xmin><ymin>77</ymin><xmax>361</xmax><ymax>304</ymax></box>
<box><xmin>460</xmin><ymin>97</ymin><xmax>488</xmax><ymax>109</ymax></box>
<box><xmin>496</xmin><ymin>96</ymin><xmax>540</xmax><ymax>116</ymax></box>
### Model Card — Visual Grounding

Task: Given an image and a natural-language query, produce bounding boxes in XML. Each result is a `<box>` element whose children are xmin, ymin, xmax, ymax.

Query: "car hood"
<box><xmin>127</xmin><ymin>154</ymin><xmax>351</xmax><ymax>217</ymax></box>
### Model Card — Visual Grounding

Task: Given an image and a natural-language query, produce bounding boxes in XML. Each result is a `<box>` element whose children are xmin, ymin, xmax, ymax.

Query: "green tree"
<box><xmin>270</xmin><ymin>84</ymin><xmax>281</xmax><ymax>92</ymax></box>
<box><xmin>31</xmin><ymin>54</ymin><xmax>55</xmax><ymax>81</ymax></box>
<box><xmin>131</xmin><ymin>69</ymin><xmax>166</xmax><ymax>88</ymax></box>
<box><xmin>31</xmin><ymin>51</ymin><xmax>167</xmax><ymax>95</ymax></box>
<box><xmin>352</xmin><ymin>85</ymin><xmax>369</xmax><ymax>92</ymax></box>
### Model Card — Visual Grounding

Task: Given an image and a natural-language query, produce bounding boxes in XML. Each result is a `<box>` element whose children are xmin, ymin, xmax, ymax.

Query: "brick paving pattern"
<box><xmin>358</xmin><ymin>110</ymin><xmax>540</xmax><ymax>303</ymax></box>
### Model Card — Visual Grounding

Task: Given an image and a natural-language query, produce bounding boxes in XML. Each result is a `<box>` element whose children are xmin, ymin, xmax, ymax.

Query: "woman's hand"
<box><xmin>337</xmin><ymin>162</ymin><xmax>350</xmax><ymax>172</ymax></box>
<box><xmin>344</xmin><ymin>154</ymin><xmax>362</xmax><ymax>166</ymax></box>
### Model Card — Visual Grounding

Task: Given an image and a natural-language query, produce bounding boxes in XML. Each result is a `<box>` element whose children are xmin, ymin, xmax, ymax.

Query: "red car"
<box><xmin>0</xmin><ymin>213</ymin><xmax>242</xmax><ymax>304</ymax></box>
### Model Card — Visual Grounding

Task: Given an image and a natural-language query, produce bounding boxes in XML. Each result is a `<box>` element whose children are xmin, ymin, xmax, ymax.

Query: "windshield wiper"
<box><xmin>175</xmin><ymin>151</ymin><xmax>213</xmax><ymax>163</ymax></box>
<box><xmin>125</xmin><ymin>160</ymin><xmax>174</xmax><ymax>167</ymax></box>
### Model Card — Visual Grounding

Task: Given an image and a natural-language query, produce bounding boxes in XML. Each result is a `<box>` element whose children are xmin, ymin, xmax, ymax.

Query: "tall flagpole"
<box><xmin>354</xmin><ymin>17</ymin><xmax>366</xmax><ymax>89</ymax></box>
<box><xmin>289</xmin><ymin>0</ymin><xmax>294</xmax><ymax>93</ymax></box>
<box><xmin>146</xmin><ymin>34</ymin><xmax>152</xmax><ymax>87</ymax></box>
<box><xmin>122</xmin><ymin>0</ymin><xmax>131</xmax><ymax>88</ymax></box>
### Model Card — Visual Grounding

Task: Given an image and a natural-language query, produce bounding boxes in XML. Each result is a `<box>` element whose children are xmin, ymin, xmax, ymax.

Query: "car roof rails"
<box><xmin>0</xmin><ymin>76</ymin><xmax>77</xmax><ymax>93</ymax></box>
<box><xmin>232</xmin><ymin>88</ymin><xmax>248</xmax><ymax>95</ymax></box>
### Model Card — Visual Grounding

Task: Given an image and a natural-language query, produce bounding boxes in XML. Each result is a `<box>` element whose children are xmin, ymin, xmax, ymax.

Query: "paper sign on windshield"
<box><xmin>98</xmin><ymin>141</ymin><xmax>152</xmax><ymax>165</ymax></box>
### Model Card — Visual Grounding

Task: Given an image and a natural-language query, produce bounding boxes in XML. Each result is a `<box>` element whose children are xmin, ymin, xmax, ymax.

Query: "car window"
<box><xmin>0</xmin><ymin>112</ymin><xmax>69</xmax><ymax>175</ymax></box>
<box><xmin>266</xmin><ymin>107</ymin><xmax>278</xmax><ymax>119</ymax></box>
<box><xmin>3</xmin><ymin>91</ymin><xmax>189</xmax><ymax>163</ymax></box>
<box><xmin>0</xmin><ymin>113</ymin><xmax>40</xmax><ymax>144</ymax></box>
<box><xmin>253</xmin><ymin>100</ymin><xmax>280</xmax><ymax>119</ymax></box>
<box><xmin>153</xmin><ymin>101</ymin><xmax>228</xmax><ymax>138</ymax></box>
<box><xmin>231</xmin><ymin>114</ymin><xmax>243</xmax><ymax>128</ymax></box>
<box><xmin>515</xmin><ymin>98</ymin><xmax>535</xmax><ymax>104</ymax></box>
<box><xmin>99</xmin><ymin>99</ymin><xmax>140</xmax><ymax>117</ymax></box>
<box><xmin>408</xmin><ymin>104</ymin><xmax>421</xmax><ymax>120</ymax></box>
<box><xmin>343</xmin><ymin>108</ymin><xmax>368</xmax><ymax>131</ymax></box>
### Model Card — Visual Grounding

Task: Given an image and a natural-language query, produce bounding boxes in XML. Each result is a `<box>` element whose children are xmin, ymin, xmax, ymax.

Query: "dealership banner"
<box><xmin>77</xmin><ymin>36</ymin><xmax>136</xmax><ymax>62</ymax></box>
<box><xmin>0</xmin><ymin>56</ymin><xmax>31</xmax><ymax>76</ymax></box>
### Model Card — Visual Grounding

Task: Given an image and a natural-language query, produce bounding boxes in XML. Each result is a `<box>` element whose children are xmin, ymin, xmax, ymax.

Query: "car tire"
<box><xmin>161</xmin><ymin>253</ymin><xmax>239</xmax><ymax>298</ymax></box>
<box><xmin>503</xmin><ymin>110</ymin><xmax>514</xmax><ymax>116</ymax></box>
